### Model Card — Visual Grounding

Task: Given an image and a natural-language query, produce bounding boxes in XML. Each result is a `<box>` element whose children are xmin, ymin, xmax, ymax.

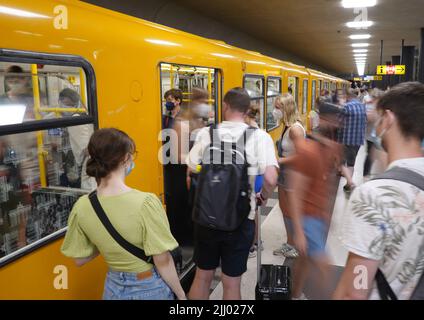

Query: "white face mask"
<box><xmin>273</xmin><ymin>108</ymin><xmax>283</xmax><ymax>121</ymax></box>
<box><xmin>194</xmin><ymin>103</ymin><xmax>211</xmax><ymax>119</ymax></box>
<box><xmin>372</xmin><ymin>115</ymin><xmax>387</xmax><ymax>151</ymax></box>
<box><xmin>7</xmin><ymin>82</ymin><xmax>25</xmax><ymax>92</ymax></box>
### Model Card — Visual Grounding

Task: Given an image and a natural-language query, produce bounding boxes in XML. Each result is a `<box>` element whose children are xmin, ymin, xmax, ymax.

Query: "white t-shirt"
<box><xmin>186</xmin><ymin>121</ymin><xmax>278</xmax><ymax>220</ymax></box>
<box><xmin>342</xmin><ymin>157</ymin><xmax>424</xmax><ymax>300</ymax></box>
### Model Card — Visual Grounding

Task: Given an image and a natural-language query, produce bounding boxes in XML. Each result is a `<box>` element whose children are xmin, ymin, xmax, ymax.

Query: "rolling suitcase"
<box><xmin>255</xmin><ymin>205</ymin><xmax>291</xmax><ymax>300</ymax></box>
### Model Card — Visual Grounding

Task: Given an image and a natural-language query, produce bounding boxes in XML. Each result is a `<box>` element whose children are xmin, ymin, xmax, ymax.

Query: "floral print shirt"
<box><xmin>342</xmin><ymin>157</ymin><xmax>424</xmax><ymax>299</ymax></box>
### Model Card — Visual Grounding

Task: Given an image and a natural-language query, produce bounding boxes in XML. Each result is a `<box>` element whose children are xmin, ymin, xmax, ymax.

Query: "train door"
<box><xmin>302</xmin><ymin>79</ymin><xmax>309</xmax><ymax>115</ymax></box>
<box><xmin>287</xmin><ymin>76</ymin><xmax>299</xmax><ymax>106</ymax></box>
<box><xmin>265</xmin><ymin>76</ymin><xmax>281</xmax><ymax>131</ymax></box>
<box><xmin>243</xmin><ymin>75</ymin><xmax>265</xmax><ymax>129</ymax></box>
<box><xmin>159</xmin><ymin>63</ymin><xmax>219</xmax><ymax>273</ymax></box>
<box><xmin>311</xmin><ymin>80</ymin><xmax>317</xmax><ymax>110</ymax></box>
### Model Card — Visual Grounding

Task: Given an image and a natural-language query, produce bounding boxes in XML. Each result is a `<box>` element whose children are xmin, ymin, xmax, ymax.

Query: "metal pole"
<box><xmin>31</xmin><ymin>64</ymin><xmax>47</xmax><ymax>188</ymax></box>
<box><xmin>401</xmin><ymin>39</ymin><xmax>405</xmax><ymax>64</ymax></box>
<box><xmin>380</xmin><ymin>40</ymin><xmax>384</xmax><ymax>65</ymax></box>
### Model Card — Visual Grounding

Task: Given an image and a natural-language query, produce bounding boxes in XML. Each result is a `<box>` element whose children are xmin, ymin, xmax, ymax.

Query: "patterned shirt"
<box><xmin>342</xmin><ymin>158</ymin><xmax>424</xmax><ymax>300</ymax></box>
<box><xmin>338</xmin><ymin>99</ymin><xmax>367</xmax><ymax>146</ymax></box>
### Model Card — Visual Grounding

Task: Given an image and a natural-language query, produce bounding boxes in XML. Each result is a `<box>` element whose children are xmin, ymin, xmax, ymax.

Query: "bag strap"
<box><xmin>375</xmin><ymin>269</ymin><xmax>398</xmax><ymax>300</ymax></box>
<box><xmin>410</xmin><ymin>269</ymin><xmax>424</xmax><ymax>300</ymax></box>
<box><xmin>372</xmin><ymin>166</ymin><xmax>424</xmax><ymax>300</ymax></box>
<box><xmin>88</xmin><ymin>191</ymin><xmax>153</xmax><ymax>264</ymax></box>
<box><xmin>236</xmin><ymin>126</ymin><xmax>256</xmax><ymax>160</ymax></box>
<box><xmin>372</xmin><ymin>167</ymin><xmax>424</xmax><ymax>191</ymax></box>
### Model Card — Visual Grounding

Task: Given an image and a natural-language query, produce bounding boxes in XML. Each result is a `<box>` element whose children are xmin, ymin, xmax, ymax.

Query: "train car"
<box><xmin>0</xmin><ymin>0</ymin><xmax>347</xmax><ymax>299</ymax></box>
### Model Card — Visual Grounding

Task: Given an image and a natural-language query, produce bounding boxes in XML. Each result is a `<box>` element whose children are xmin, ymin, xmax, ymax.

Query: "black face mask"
<box><xmin>165</xmin><ymin>101</ymin><xmax>175</xmax><ymax>111</ymax></box>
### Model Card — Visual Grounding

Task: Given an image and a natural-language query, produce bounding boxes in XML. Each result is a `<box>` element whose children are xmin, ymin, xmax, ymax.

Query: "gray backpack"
<box><xmin>373</xmin><ymin>167</ymin><xmax>424</xmax><ymax>300</ymax></box>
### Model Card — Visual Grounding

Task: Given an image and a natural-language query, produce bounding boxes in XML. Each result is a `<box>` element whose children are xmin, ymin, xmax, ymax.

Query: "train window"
<box><xmin>0</xmin><ymin>64</ymin><xmax>91</xmax><ymax>125</ymax></box>
<box><xmin>302</xmin><ymin>79</ymin><xmax>309</xmax><ymax>114</ymax></box>
<box><xmin>160</xmin><ymin>63</ymin><xmax>217</xmax><ymax>126</ymax></box>
<box><xmin>288</xmin><ymin>76</ymin><xmax>299</xmax><ymax>106</ymax></box>
<box><xmin>0</xmin><ymin>52</ymin><xmax>97</xmax><ymax>267</ymax></box>
<box><xmin>266</xmin><ymin>77</ymin><xmax>281</xmax><ymax>131</ymax></box>
<box><xmin>244</xmin><ymin>75</ymin><xmax>265</xmax><ymax>128</ymax></box>
<box><xmin>311</xmin><ymin>80</ymin><xmax>317</xmax><ymax>110</ymax></box>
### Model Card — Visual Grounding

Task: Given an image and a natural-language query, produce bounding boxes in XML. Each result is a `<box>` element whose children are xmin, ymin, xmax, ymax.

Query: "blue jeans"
<box><xmin>284</xmin><ymin>216</ymin><xmax>328</xmax><ymax>258</ymax></box>
<box><xmin>103</xmin><ymin>268</ymin><xmax>175</xmax><ymax>300</ymax></box>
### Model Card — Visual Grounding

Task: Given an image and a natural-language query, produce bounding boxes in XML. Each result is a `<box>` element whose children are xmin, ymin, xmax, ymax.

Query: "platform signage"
<box><xmin>364</xmin><ymin>75</ymin><xmax>383</xmax><ymax>81</ymax></box>
<box><xmin>377</xmin><ymin>65</ymin><xmax>406</xmax><ymax>75</ymax></box>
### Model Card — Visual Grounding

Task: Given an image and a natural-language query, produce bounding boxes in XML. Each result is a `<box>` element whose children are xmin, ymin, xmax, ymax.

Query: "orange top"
<box><xmin>291</xmin><ymin>137</ymin><xmax>341</xmax><ymax>220</ymax></box>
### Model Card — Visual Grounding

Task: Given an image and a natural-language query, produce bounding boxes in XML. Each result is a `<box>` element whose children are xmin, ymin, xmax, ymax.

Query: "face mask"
<box><xmin>59</xmin><ymin>103</ymin><xmax>77</xmax><ymax>117</ymax></box>
<box><xmin>273</xmin><ymin>108</ymin><xmax>283</xmax><ymax>121</ymax></box>
<box><xmin>165</xmin><ymin>101</ymin><xmax>175</xmax><ymax>111</ymax></box>
<box><xmin>372</xmin><ymin>116</ymin><xmax>387</xmax><ymax>151</ymax></box>
<box><xmin>194</xmin><ymin>103</ymin><xmax>211</xmax><ymax>119</ymax></box>
<box><xmin>366</xmin><ymin>103</ymin><xmax>375</xmax><ymax>112</ymax></box>
<box><xmin>125</xmin><ymin>161</ymin><xmax>135</xmax><ymax>177</ymax></box>
<box><xmin>7</xmin><ymin>82</ymin><xmax>25</xmax><ymax>92</ymax></box>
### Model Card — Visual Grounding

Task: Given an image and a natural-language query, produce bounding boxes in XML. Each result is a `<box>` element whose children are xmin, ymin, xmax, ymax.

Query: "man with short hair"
<box><xmin>338</xmin><ymin>88</ymin><xmax>367</xmax><ymax>193</ymax></box>
<box><xmin>334</xmin><ymin>82</ymin><xmax>424</xmax><ymax>300</ymax></box>
<box><xmin>163</xmin><ymin>88</ymin><xmax>183</xmax><ymax>130</ymax></box>
<box><xmin>187</xmin><ymin>87</ymin><xmax>278</xmax><ymax>300</ymax></box>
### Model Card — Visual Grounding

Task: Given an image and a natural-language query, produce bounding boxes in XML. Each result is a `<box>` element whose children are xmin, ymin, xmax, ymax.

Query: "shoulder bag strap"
<box><xmin>88</xmin><ymin>191</ymin><xmax>152</xmax><ymax>264</ymax></box>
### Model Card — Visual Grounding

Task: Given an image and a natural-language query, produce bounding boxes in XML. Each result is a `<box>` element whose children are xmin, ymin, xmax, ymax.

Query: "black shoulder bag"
<box><xmin>88</xmin><ymin>191</ymin><xmax>153</xmax><ymax>264</ymax></box>
<box><xmin>372</xmin><ymin>167</ymin><xmax>424</xmax><ymax>300</ymax></box>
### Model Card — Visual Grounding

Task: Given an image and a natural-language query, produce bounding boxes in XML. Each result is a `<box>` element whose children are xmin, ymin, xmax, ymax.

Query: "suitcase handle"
<box><xmin>257</xmin><ymin>204</ymin><xmax>262</xmax><ymax>283</ymax></box>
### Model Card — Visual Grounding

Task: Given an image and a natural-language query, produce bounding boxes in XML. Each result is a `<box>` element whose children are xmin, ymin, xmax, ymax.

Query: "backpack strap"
<box><xmin>372</xmin><ymin>167</ymin><xmax>424</xmax><ymax>191</ymax></box>
<box><xmin>209</xmin><ymin>124</ymin><xmax>219</xmax><ymax>161</ymax></box>
<box><xmin>88</xmin><ymin>191</ymin><xmax>153</xmax><ymax>264</ymax></box>
<box><xmin>372</xmin><ymin>166</ymin><xmax>424</xmax><ymax>300</ymax></box>
<box><xmin>236</xmin><ymin>126</ymin><xmax>257</xmax><ymax>160</ymax></box>
<box><xmin>375</xmin><ymin>269</ymin><xmax>398</xmax><ymax>300</ymax></box>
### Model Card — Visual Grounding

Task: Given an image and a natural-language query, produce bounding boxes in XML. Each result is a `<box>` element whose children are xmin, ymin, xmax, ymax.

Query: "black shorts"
<box><xmin>193</xmin><ymin>218</ymin><xmax>255</xmax><ymax>277</ymax></box>
<box><xmin>343</xmin><ymin>145</ymin><xmax>361</xmax><ymax>167</ymax></box>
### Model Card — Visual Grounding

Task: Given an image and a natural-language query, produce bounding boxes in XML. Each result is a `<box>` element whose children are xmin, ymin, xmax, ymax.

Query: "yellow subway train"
<box><xmin>0</xmin><ymin>0</ymin><xmax>349</xmax><ymax>299</ymax></box>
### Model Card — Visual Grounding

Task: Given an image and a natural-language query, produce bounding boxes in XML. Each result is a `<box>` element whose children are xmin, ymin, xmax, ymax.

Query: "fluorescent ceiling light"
<box><xmin>0</xmin><ymin>5</ymin><xmax>48</xmax><ymax>18</ymax></box>
<box><xmin>211</xmin><ymin>53</ymin><xmax>234</xmax><ymax>59</ymax></box>
<box><xmin>342</xmin><ymin>0</ymin><xmax>377</xmax><ymax>8</ymax></box>
<box><xmin>350</xmin><ymin>34</ymin><xmax>372</xmax><ymax>40</ymax></box>
<box><xmin>354</xmin><ymin>53</ymin><xmax>367</xmax><ymax>57</ymax></box>
<box><xmin>353</xmin><ymin>49</ymin><xmax>368</xmax><ymax>53</ymax></box>
<box><xmin>346</xmin><ymin>21</ymin><xmax>374</xmax><ymax>28</ymax></box>
<box><xmin>245</xmin><ymin>60</ymin><xmax>266</xmax><ymax>65</ymax></box>
<box><xmin>145</xmin><ymin>39</ymin><xmax>181</xmax><ymax>46</ymax></box>
<box><xmin>351</xmin><ymin>43</ymin><xmax>370</xmax><ymax>47</ymax></box>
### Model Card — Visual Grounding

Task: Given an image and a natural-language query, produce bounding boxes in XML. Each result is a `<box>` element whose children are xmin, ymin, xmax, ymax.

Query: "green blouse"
<box><xmin>61</xmin><ymin>190</ymin><xmax>178</xmax><ymax>273</ymax></box>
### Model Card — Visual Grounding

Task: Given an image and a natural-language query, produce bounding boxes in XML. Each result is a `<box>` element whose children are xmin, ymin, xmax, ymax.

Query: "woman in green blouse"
<box><xmin>61</xmin><ymin>128</ymin><xmax>186</xmax><ymax>300</ymax></box>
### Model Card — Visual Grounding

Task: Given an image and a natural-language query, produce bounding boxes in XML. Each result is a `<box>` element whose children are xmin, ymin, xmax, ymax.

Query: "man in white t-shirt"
<box><xmin>334</xmin><ymin>82</ymin><xmax>424</xmax><ymax>300</ymax></box>
<box><xmin>186</xmin><ymin>87</ymin><xmax>278</xmax><ymax>300</ymax></box>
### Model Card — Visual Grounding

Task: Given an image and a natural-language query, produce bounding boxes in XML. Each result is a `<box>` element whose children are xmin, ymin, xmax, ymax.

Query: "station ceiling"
<box><xmin>177</xmin><ymin>0</ymin><xmax>423</xmax><ymax>76</ymax></box>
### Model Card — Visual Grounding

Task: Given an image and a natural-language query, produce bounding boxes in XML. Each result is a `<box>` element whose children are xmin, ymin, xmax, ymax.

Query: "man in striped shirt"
<box><xmin>338</xmin><ymin>89</ymin><xmax>367</xmax><ymax>193</ymax></box>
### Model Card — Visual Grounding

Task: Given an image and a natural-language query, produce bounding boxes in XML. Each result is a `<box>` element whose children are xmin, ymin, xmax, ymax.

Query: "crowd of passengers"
<box><xmin>58</xmin><ymin>79</ymin><xmax>424</xmax><ymax>300</ymax></box>
<box><xmin>2</xmin><ymin>65</ymin><xmax>422</xmax><ymax>300</ymax></box>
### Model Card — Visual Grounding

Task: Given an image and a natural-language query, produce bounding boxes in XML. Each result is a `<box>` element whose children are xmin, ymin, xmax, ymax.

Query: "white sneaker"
<box><xmin>292</xmin><ymin>293</ymin><xmax>308</xmax><ymax>300</ymax></box>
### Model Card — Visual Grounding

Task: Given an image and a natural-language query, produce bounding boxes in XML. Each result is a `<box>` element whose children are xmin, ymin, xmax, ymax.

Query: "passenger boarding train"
<box><xmin>0</xmin><ymin>0</ymin><xmax>349</xmax><ymax>298</ymax></box>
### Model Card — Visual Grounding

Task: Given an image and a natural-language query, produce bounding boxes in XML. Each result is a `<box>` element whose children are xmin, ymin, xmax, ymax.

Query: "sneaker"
<box><xmin>248</xmin><ymin>246</ymin><xmax>257</xmax><ymax>258</ymax></box>
<box><xmin>254</xmin><ymin>241</ymin><xmax>264</xmax><ymax>251</ymax></box>
<box><xmin>343</xmin><ymin>183</ymin><xmax>356</xmax><ymax>193</ymax></box>
<box><xmin>283</xmin><ymin>247</ymin><xmax>299</xmax><ymax>259</ymax></box>
<box><xmin>292</xmin><ymin>293</ymin><xmax>308</xmax><ymax>300</ymax></box>
<box><xmin>273</xmin><ymin>243</ymin><xmax>296</xmax><ymax>256</ymax></box>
